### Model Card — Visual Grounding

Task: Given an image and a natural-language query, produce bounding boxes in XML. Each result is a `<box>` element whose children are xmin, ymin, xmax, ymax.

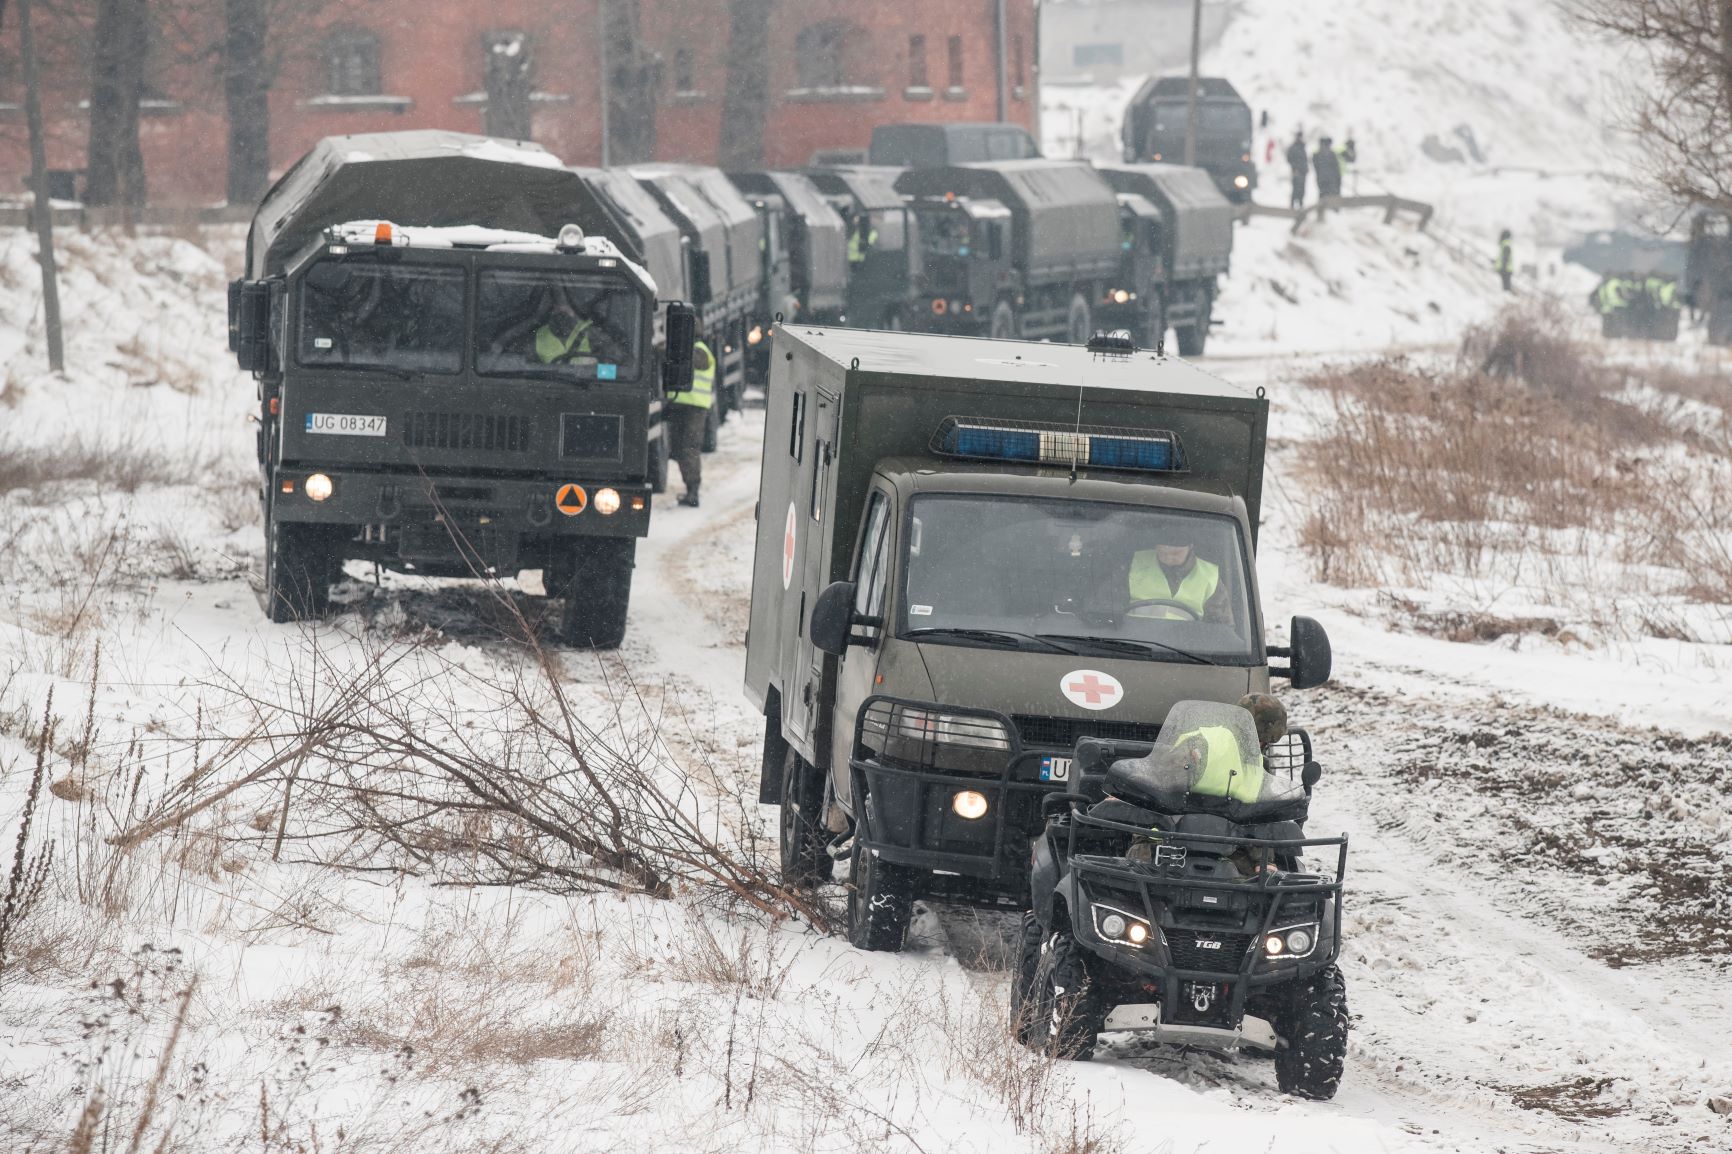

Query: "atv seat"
<box><xmin>1105</xmin><ymin>755</ymin><xmax>1311</xmax><ymax>825</ymax></box>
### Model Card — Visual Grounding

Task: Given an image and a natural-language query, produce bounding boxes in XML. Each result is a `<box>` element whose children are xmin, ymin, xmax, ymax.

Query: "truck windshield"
<box><xmin>1150</xmin><ymin>102</ymin><xmax>1253</xmax><ymax>139</ymax></box>
<box><xmin>475</xmin><ymin>270</ymin><xmax>643</xmax><ymax>382</ymax></box>
<box><xmin>899</xmin><ymin>494</ymin><xmax>1259</xmax><ymax>664</ymax></box>
<box><xmin>298</xmin><ymin>261</ymin><xmax>465</xmax><ymax>374</ymax></box>
<box><xmin>919</xmin><ymin>206</ymin><xmax>974</xmax><ymax>258</ymax></box>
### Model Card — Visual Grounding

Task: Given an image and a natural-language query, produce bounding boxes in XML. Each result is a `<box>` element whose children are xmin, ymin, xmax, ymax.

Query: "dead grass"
<box><xmin>1297</xmin><ymin>303</ymin><xmax>1732</xmax><ymax>632</ymax></box>
<box><xmin>0</xmin><ymin>433</ymin><xmax>216</xmax><ymax>497</ymax></box>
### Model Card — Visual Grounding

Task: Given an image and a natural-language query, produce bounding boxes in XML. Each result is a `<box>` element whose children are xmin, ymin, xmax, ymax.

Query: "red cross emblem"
<box><xmin>781</xmin><ymin>503</ymin><xmax>798</xmax><ymax>590</ymax></box>
<box><xmin>1062</xmin><ymin>670</ymin><xmax>1123</xmax><ymax>710</ymax></box>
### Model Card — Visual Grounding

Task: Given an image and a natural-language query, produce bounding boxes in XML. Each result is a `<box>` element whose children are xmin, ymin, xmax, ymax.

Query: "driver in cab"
<box><xmin>533</xmin><ymin>287</ymin><xmax>604</xmax><ymax>366</ymax></box>
<box><xmin>1127</xmin><ymin>530</ymin><xmax>1231</xmax><ymax>622</ymax></box>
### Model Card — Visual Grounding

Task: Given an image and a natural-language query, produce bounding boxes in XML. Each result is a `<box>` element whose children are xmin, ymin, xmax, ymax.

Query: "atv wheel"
<box><xmin>779</xmin><ymin>750</ymin><xmax>832</xmax><ymax>887</ymax></box>
<box><xmin>1026</xmin><ymin>923</ymin><xmax>1103</xmax><ymax>1058</ymax></box>
<box><xmin>1274</xmin><ymin>965</ymin><xmax>1349</xmax><ymax>1100</ymax></box>
<box><xmin>1009</xmin><ymin>911</ymin><xmax>1044</xmax><ymax>1045</ymax></box>
<box><xmin>846</xmin><ymin>838</ymin><xmax>912</xmax><ymax>952</ymax></box>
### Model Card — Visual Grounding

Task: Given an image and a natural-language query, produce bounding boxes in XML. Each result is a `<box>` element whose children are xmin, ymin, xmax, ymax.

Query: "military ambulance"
<box><xmin>230</xmin><ymin>131</ymin><xmax>695</xmax><ymax>648</ymax></box>
<box><xmin>744</xmin><ymin>327</ymin><xmax>1331</xmax><ymax>950</ymax></box>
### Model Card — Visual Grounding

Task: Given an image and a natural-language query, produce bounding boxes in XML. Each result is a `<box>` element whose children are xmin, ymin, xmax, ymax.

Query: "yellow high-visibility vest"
<box><xmin>1178</xmin><ymin>726</ymin><xmax>1266</xmax><ymax>804</ymax></box>
<box><xmin>671</xmin><ymin>341</ymin><xmax>715</xmax><ymax>410</ymax></box>
<box><xmin>1129</xmin><ymin>554</ymin><xmax>1219</xmax><ymax>618</ymax></box>
<box><xmin>536</xmin><ymin>318</ymin><xmax>593</xmax><ymax>363</ymax></box>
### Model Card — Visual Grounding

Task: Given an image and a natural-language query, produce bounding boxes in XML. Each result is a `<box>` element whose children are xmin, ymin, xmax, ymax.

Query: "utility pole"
<box><xmin>1183</xmin><ymin>0</ymin><xmax>1202</xmax><ymax>168</ymax></box>
<box><xmin>994</xmin><ymin>0</ymin><xmax>1009</xmax><ymax>122</ymax></box>
<box><xmin>19</xmin><ymin>0</ymin><xmax>65</xmax><ymax>372</ymax></box>
<box><xmin>598</xmin><ymin>0</ymin><xmax>612</xmax><ymax>166</ymax></box>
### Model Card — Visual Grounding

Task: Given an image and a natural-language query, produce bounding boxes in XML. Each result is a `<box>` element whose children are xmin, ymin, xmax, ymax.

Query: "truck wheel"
<box><xmin>1146</xmin><ymin>295</ymin><xmax>1168</xmax><ymax>352</ymax></box>
<box><xmin>702</xmin><ymin>401</ymin><xmax>719</xmax><ymax>453</ymax></box>
<box><xmin>845</xmin><ymin>838</ymin><xmax>913</xmax><ymax>952</ymax></box>
<box><xmin>1177</xmin><ymin>290</ymin><xmax>1213</xmax><ymax>357</ymax></box>
<box><xmin>779</xmin><ymin>749</ymin><xmax>833</xmax><ymax>887</ymax></box>
<box><xmin>1009</xmin><ymin>911</ymin><xmax>1044</xmax><ymax>1045</ymax></box>
<box><xmin>264</xmin><ymin>520</ymin><xmax>333</xmax><ymax>623</ymax></box>
<box><xmin>1274</xmin><ymin>965</ymin><xmax>1350</xmax><ymax>1100</ymax></box>
<box><xmin>1027</xmin><ymin>921</ymin><xmax>1103</xmax><ymax>1058</ymax></box>
<box><xmin>990</xmin><ymin>299</ymin><xmax>1019</xmax><ymax>340</ymax></box>
<box><xmin>1066</xmin><ymin>293</ymin><xmax>1092</xmax><ymax>344</ymax></box>
<box><xmin>553</xmin><ymin>538</ymin><xmax>636</xmax><ymax>649</ymax></box>
<box><xmin>882</xmin><ymin>308</ymin><xmax>905</xmax><ymax>332</ymax></box>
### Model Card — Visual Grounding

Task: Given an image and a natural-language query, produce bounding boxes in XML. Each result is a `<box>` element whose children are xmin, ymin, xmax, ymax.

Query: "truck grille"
<box><xmin>401</xmin><ymin>411</ymin><xmax>531</xmax><ymax>453</ymax></box>
<box><xmin>1165</xmin><ymin>929</ymin><xmax>1252</xmax><ymax>972</ymax></box>
<box><xmin>1013</xmin><ymin>715</ymin><xmax>1161</xmax><ymax>749</ymax></box>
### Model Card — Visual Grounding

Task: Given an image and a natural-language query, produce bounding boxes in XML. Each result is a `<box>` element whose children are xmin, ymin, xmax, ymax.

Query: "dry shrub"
<box><xmin>0</xmin><ymin>433</ymin><xmax>215</xmax><ymax>496</ymax></box>
<box><xmin>1298</xmin><ymin>303</ymin><xmax>1732</xmax><ymax>627</ymax></box>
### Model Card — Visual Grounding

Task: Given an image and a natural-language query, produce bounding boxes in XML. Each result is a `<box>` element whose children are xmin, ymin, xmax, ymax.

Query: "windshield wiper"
<box><xmin>1036</xmin><ymin>633</ymin><xmax>1220</xmax><ymax>666</ymax></box>
<box><xmin>906</xmin><ymin>628</ymin><xmax>1078</xmax><ymax>654</ymax></box>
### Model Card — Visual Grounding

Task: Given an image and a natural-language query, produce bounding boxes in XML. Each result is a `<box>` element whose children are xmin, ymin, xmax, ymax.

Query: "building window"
<box><xmin>908</xmin><ymin>35</ymin><xmax>928</xmax><ymax>89</ymax></box>
<box><xmin>946</xmin><ymin>35</ymin><xmax>963</xmax><ymax>90</ymax></box>
<box><xmin>1072</xmin><ymin>43</ymin><xmax>1124</xmax><ymax>69</ymax></box>
<box><xmin>673</xmin><ymin>46</ymin><xmax>695</xmax><ymax>94</ymax></box>
<box><xmin>796</xmin><ymin>21</ymin><xmax>856</xmax><ymax>90</ymax></box>
<box><xmin>325</xmin><ymin>30</ymin><xmax>382</xmax><ymax>97</ymax></box>
<box><xmin>1012</xmin><ymin>35</ymin><xmax>1025</xmax><ymax>89</ymax></box>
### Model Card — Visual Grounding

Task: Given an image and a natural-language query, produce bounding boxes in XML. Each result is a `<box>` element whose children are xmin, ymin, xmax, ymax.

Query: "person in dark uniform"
<box><xmin>1495</xmin><ymin>229</ymin><xmax>1514</xmax><ymax>293</ymax></box>
<box><xmin>1286</xmin><ymin>130</ymin><xmax>1310</xmax><ymax>210</ymax></box>
<box><xmin>1313</xmin><ymin>136</ymin><xmax>1342</xmax><ymax>200</ymax></box>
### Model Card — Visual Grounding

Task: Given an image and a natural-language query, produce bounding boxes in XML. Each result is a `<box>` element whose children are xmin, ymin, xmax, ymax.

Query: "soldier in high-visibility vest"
<box><xmin>847</xmin><ymin>213</ymin><xmax>877</xmax><ymax>265</ymax></box>
<box><xmin>667</xmin><ymin>340</ymin><xmax>715</xmax><ymax>507</ymax></box>
<box><xmin>1127</xmin><ymin>532</ymin><xmax>1230</xmax><ymax>621</ymax></box>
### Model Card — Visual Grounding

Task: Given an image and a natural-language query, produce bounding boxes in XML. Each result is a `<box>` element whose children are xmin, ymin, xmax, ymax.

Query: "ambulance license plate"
<box><xmin>1040</xmin><ymin>756</ymin><xmax>1071</xmax><ymax>782</ymax></box>
<box><xmin>305</xmin><ymin>412</ymin><xmax>387</xmax><ymax>437</ymax></box>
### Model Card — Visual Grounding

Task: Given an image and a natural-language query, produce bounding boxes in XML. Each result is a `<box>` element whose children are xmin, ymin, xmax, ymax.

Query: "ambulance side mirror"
<box><xmin>810</xmin><ymin>580</ymin><xmax>858</xmax><ymax>656</ymax></box>
<box><xmin>1270</xmin><ymin>615</ymin><xmax>1332</xmax><ymax>690</ymax></box>
<box><xmin>662</xmin><ymin>302</ymin><xmax>696</xmax><ymax>394</ymax></box>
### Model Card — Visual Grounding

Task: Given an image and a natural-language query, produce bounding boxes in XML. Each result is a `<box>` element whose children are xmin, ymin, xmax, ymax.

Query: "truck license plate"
<box><xmin>305</xmin><ymin>412</ymin><xmax>387</xmax><ymax>437</ymax></box>
<box><xmin>1040</xmin><ymin>756</ymin><xmax>1071</xmax><ymax>782</ymax></box>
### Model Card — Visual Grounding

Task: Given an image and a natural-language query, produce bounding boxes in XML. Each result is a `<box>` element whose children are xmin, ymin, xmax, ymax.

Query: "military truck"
<box><xmin>806</xmin><ymin>165</ymin><xmax>924</xmax><ymax>331</ymax></box>
<box><xmin>631</xmin><ymin>166</ymin><xmax>764</xmax><ymax>422</ymax></box>
<box><xmin>744</xmin><ymin>327</ymin><xmax>1333</xmax><ymax>950</ymax></box>
<box><xmin>229</xmin><ymin>131</ymin><xmax>695</xmax><ymax>648</ymax></box>
<box><xmin>1097</xmin><ymin>163</ymin><xmax>1235</xmax><ymax>355</ymax></box>
<box><xmin>869</xmin><ymin>122</ymin><xmax>1040</xmax><ymax>167</ymax></box>
<box><xmin>893</xmin><ymin>160</ymin><xmax>1122</xmax><ymax>342</ymax></box>
<box><xmin>1122</xmin><ymin>77</ymin><xmax>1257</xmax><ymax>204</ymax></box>
<box><xmin>727</xmin><ymin>171</ymin><xmax>850</xmax><ymax>382</ymax></box>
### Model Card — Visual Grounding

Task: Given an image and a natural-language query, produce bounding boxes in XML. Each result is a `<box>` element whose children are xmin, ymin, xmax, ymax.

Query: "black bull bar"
<box><xmin>848</xmin><ymin>695</ymin><xmax>1073</xmax><ymax>885</ymax></box>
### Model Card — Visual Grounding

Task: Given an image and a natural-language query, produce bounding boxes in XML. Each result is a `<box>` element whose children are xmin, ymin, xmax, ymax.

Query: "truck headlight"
<box><xmin>1091</xmin><ymin>903</ymin><xmax>1152</xmax><ymax>947</ymax></box>
<box><xmin>859</xmin><ymin>702</ymin><xmax>1012</xmax><ymax>774</ymax></box>
<box><xmin>1234</xmin><ymin>175</ymin><xmax>1250</xmax><ymax>190</ymax></box>
<box><xmin>594</xmin><ymin>487</ymin><xmax>621</xmax><ymax>516</ymax></box>
<box><xmin>1111</xmin><ymin>289</ymin><xmax>1131</xmax><ymax>304</ymax></box>
<box><xmin>951</xmin><ymin>790</ymin><xmax>989</xmax><ymax>820</ymax></box>
<box><xmin>305</xmin><ymin>473</ymin><xmax>334</xmax><ymax>502</ymax></box>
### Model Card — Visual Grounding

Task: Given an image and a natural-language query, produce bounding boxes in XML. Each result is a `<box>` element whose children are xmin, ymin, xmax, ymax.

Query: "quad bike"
<box><xmin>1011</xmin><ymin>700</ymin><xmax>1351</xmax><ymax>1100</ymax></box>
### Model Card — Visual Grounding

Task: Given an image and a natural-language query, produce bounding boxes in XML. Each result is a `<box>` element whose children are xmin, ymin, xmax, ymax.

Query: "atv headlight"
<box><xmin>1263</xmin><ymin>923</ymin><xmax>1319</xmax><ymax>960</ymax></box>
<box><xmin>1091</xmin><ymin>903</ymin><xmax>1152</xmax><ymax>948</ymax></box>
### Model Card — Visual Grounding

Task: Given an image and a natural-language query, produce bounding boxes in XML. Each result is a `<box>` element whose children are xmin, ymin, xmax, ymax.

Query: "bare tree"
<box><xmin>1573</xmin><ymin>1</ymin><xmax>1732</xmax><ymax>213</ymax></box>
<box><xmin>224</xmin><ymin>0</ymin><xmax>270</xmax><ymax>206</ymax></box>
<box><xmin>483</xmin><ymin>30</ymin><xmax>533</xmax><ymax>140</ymax></box>
<box><xmin>603</xmin><ymin>0</ymin><xmax>659</xmax><ymax>163</ymax></box>
<box><xmin>86</xmin><ymin>0</ymin><xmax>149</xmax><ymax>209</ymax></box>
<box><xmin>718</xmin><ymin>0</ymin><xmax>773</xmax><ymax>169</ymax></box>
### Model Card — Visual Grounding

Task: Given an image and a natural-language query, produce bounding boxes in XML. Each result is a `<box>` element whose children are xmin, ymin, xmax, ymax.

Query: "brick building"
<box><xmin>0</xmin><ymin>0</ymin><xmax>1037</xmax><ymax>206</ymax></box>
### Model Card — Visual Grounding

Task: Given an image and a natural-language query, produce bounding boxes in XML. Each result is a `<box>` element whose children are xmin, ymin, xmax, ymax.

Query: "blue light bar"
<box><xmin>946</xmin><ymin>425</ymin><xmax>1041</xmax><ymax>461</ymax></box>
<box><xmin>1089</xmin><ymin>435</ymin><xmax>1177</xmax><ymax>470</ymax></box>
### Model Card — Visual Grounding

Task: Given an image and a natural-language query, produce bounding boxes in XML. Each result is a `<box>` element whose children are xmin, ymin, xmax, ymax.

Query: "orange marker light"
<box><xmin>280</xmin><ymin>478</ymin><xmax>295</xmax><ymax>494</ymax></box>
<box><xmin>374</xmin><ymin>221</ymin><xmax>394</xmax><ymax>245</ymax></box>
<box><xmin>268</xmin><ymin>396</ymin><xmax>280</xmax><ymax>415</ymax></box>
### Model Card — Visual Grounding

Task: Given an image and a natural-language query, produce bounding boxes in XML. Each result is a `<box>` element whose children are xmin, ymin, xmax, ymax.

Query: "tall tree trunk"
<box><xmin>603</xmin><ymin>0</ymin><xmax>658</xmax><ymax>164</ymax></box>
<box><xmin>86</xmin><ymin>0</ymin><xmax>149</xmax><ymax>208</ymax></box>
<box><xmin>718</xmin><ymin>0</ymin><xmax>773</xmax><ymax>169</ymax></box>
<box><xmin>18</xmin><ymin>0</ymin><xmax>64</xmax><ymax>370</ymax></box>
<box><xmin>484</xmin><ymin>32</ymin><xmax>534</xmax><ymax>140</ymax></box>
<box><xmin>225</xmin><ymin>0</ymin><xmax>270</xmax><ymax>207</ymax></box>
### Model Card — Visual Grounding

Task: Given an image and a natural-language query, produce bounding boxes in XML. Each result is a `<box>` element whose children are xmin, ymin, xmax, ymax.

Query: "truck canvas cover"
<box><xmin>895</xmin><ymin>160</ymin><xmax>1121</xmax><ymax>283</ymax></box>
<box><xmin>572</xmin><ymin>167</ymin><xmax>687</xmax><ymax>301</ymax></box>
<box><xmin>807</xmin><ymin>165</ymin><xmax>908</xmax><ymax>212</ymax></box>
<box><xmin>681</xmin><ymin>167</ymin><xmax>767</xmax><ymax>300</ymax></box>
<box><xmin>745</xmin><ymin>325</ymin><xmax>1267</xmax><ymax>710</ymax></box>
<box><xmin>246</xmin><ymin>131</ymin><xmax>623</xmax><ymax>279</ymax></box>
<box><xmin>746</xmin><ymin>171</ymin><xmax>849</xmax><ymax>314</ymax></box>
<box><xmin>1097</xmin><ymin>163</ymin><xmax>1234</xmax><ymax>279</ymax></box>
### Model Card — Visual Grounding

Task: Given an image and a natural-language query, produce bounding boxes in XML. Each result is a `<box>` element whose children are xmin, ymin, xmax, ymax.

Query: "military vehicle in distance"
<box><xmin>1097</xmin><ymin>163</ymin><xmax>1235</xmax><ymax>355</ymax></box>
<box><xmin>806</xmin><ymin>165</ymin><xmax>925</xmax><ymax>331</ymax></box>
<box><xmin>229</xmin><ymin>131</ymin><xmax>695</xmax><ymax>648</ymax></box>
<box><xmin>1686</xmin><ymin>210</ymin><xmax>1732</xmax><ymax>346</ymax></box>
<box><xmin>894</xmin><ymin>159</ymin><xmax>1123</xmax><ymax>342</ymax></box>
<box><xmin>869</xmin><ymin>122</ymin><xmax>1041</xmax><ymax>167</ymax></box>
<box><xmin>1122</xmin><ymin>77</ymin><xmax>1257</xmax><ymax>204</ymax></box>
<box><xmin>727</xmin><ymin>170</ymin><xmax>851</xmax><ymax>382</ymax></box>
<box><xmin>744</xmin><ymin>326</ymin><xmax>1332</xmax><ymax>951</ymax></box>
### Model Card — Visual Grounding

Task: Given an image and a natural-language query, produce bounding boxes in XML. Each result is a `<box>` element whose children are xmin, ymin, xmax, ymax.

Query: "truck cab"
<box><xmin>746</xmin><ymin>328</ymin><xmax>1331</xmax><ymax>951</ymax></box>
<box><xmin>230</xmin><ymin>131</ymin><xmax>695</xmax><ymax>648</ymax></box>
<box><xmin>806</xmin><ymin>165</ymin><xmax>923</xmax><ymax>330</ymax></box>
<box><xmin>1122</xmin><ymin>77</ymin><xmax>1258</xmax><ymax>204</ymax></box>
